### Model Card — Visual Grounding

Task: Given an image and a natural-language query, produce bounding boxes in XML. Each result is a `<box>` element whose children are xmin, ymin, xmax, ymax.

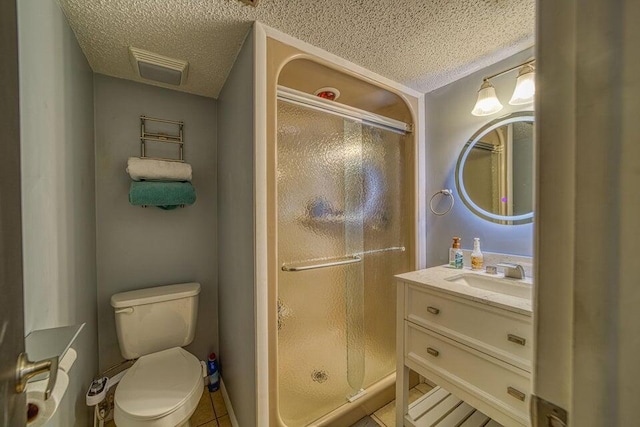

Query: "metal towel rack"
<box><xmin>140</xmin><ymin>116</ymin><xmax>184</xmax><ymax>162</ymax></box>
<box><xmin>137</xmin><ymin>116</ymin><xmax>186</xmax><ymax>208</ymax></box>
<box><xmin>281</xmin><ymin>246</ymin><xmax>405</xmax><ymax>272</ymax></box>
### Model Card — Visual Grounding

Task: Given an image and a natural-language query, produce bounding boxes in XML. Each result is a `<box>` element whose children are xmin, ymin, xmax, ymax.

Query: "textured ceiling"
<box><xmin>57</xmin><ymin>0</ymin><xmax>535</xmax><ymax>98</ymax></box>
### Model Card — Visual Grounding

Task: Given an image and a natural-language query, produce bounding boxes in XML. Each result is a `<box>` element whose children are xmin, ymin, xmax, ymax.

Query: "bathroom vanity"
<box><xmin>395</xmin><ymin>266</ymin><xmax>533</xmax><ymax>427</ymax></box>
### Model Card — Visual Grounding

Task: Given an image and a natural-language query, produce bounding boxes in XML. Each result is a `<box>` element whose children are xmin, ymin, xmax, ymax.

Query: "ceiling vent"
<box><xmin>129</xmin><ymin>47</ymin><xmax>189</xmax><ymax>86</ymax></box>
<box><xmin>238</xmin><ymin>0</ymin><xmax>260</xmax><ymax>6</ymax></box>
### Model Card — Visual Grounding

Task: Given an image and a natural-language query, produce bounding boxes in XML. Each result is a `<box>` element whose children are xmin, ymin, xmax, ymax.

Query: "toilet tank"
<box><xmin>111</xmin><ymin>283</ymin><xmax>200</xmax><ymax>360</ymax></box>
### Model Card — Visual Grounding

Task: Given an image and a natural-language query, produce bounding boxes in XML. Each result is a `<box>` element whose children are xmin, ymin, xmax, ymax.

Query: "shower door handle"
<box><xmin>281</xmin><ymin>255</ymin><xmax>362</xmax><ymax>272</ymax></box>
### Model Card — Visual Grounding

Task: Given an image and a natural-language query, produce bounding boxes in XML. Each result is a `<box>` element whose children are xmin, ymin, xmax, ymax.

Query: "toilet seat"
<box><xmin>114</xmin><ymin>347</ymin><xmax>203</xmax><ymax>426</ymax></box>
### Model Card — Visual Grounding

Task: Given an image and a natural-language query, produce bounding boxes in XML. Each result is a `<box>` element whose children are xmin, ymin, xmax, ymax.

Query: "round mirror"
<box><xmin>455</xmin><ymin>112</ymin><xmax>534</xmax><ymax>225</ymax></box>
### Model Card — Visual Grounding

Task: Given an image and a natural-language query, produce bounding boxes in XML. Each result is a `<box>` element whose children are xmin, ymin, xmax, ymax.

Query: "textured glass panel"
<box><xmin>276</xmin><ymin>100</ymin><xmax>411</xmax><ymax>426</ymax></box>
<box><xmin>277</xmin><ymin>101</ymin><xmax>356</xmax><ymax>426</ymax></box>
<box><xmin>360</xmin><ymin>125</ymin><xmax>411</xmax><ymax>389</ymax></box>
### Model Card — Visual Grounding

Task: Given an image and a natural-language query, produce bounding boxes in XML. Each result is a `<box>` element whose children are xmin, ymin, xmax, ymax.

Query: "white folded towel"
<box><xmin>126</xmin><ymin>157</ymin><xmax>192</xmax><ymax>182</ymax></box>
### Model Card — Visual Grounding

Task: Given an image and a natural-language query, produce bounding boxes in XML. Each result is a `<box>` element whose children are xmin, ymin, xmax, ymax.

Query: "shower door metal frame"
<box><xmin>255</xmin><ymin>21</ymin><xmax>427</xmax><ymax>427</ymax></box>
<box><xmin>277</xmin><ymin>86</ymin><xmax>412</xmax><ymax>135</ymax></box>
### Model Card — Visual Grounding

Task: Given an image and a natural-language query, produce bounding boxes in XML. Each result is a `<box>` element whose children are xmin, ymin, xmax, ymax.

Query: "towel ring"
<box><xmin>429</xmin><ymin>189</ymin><xmax>455</xmax><ymax>216</ymax></box>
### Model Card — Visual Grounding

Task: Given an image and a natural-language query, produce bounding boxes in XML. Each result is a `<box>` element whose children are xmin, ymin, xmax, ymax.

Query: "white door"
<box><xmin>0</xmin><ymin>1</ymin><xmax>27</xmax><ymax>425</ymax></box>
<box><xmin>534</xmin><ymin>1</ymin><xmax>640</xmax><ymax>426</ymax></box>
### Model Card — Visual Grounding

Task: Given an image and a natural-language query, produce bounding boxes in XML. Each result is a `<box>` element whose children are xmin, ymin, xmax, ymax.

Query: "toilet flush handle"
<box><xmin>115</xmin><ymin>307</ymin><xmax>134</xmax><ymax>314</ymax></box>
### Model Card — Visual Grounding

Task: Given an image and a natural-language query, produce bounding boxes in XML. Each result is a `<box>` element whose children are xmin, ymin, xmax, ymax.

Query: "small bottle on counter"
<box><xmin>449</xmin><ymin>237</ymin><xmax>464</xmax><ymax>269</ymax></box>
<box><xmin>471</xmin><ymin>237</ymin><xmax>484</xmax><ymax>270</ymax></box>
<box><xmin>449</xmin><ymin>237</ymin><xmax>463</xmax><ymax>268</ymax></box>
<box><xmin>448</xmin><ymin>237</ymin><xmax>458</xmax><ymax>266</ymax></box>
<box><xmin>455</xmin><ymin>246</ymin><xmax>464</xmax><ymax>269</ymax></box>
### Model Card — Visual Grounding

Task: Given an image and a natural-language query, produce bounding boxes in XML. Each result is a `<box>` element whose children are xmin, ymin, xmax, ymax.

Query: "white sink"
<box><xmin>445</xmin><ymin>273</ymin><xmax>532</xmax><ymax>300</ymax></box>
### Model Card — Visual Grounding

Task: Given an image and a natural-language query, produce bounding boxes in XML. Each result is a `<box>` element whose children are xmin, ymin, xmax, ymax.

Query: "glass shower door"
<box><xmin>276</xmin><ymin>99</ymin><xmax>410</xmax><ymax>426</ymax></box>
<box><xmin>277</xmin><ymin>101</ymin><xmax>365</xmax><ymax>426</ymax></box>
<box><xmin>360</xmin><ymin>124</ymin><xmax>411</xmax><ymax>389</ymax></box>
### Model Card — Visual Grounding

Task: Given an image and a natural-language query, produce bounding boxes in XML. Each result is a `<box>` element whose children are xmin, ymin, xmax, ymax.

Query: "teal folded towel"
<box><xmin>129</xmin><ymin>181</ymin><xmax>196</xmax><ymax>210</ymax></box>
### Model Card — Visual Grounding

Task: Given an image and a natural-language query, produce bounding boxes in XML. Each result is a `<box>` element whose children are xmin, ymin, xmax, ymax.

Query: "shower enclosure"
<box><xmin>276</xmin><ymin>89</ymin><xmax>413</xmax><ymax>426</ymax></box>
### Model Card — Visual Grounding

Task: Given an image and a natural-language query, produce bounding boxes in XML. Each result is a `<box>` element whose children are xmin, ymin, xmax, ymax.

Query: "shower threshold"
<box><xmin>347</xmin><ymin>388</ymin><xmax>367</xmax><ymax>403</ymax></box>
<box><xmin>307</xmin><ymin>373</ymin><xmax>396</xmax><ymax>426</ymax></box>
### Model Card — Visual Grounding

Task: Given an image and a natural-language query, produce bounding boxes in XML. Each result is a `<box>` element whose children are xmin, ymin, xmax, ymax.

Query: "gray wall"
<box><xmin>425</xmin><ymin>47</ymin><xmax>535</xmax><ymax>267</ymax></box>
<box><xmin>217</xmin><ymin>30</ymin><xmax>256</xmax><ymax>426</ymax></box>
<box><xmin>94</xmin><ymin>75</ymin><xmax>218</xmax><ymax>370</ymax></box>
<box><xmin>18</xmin><ymin>0</ymin><xmax>97</xmax><ymax>424</ymax></box>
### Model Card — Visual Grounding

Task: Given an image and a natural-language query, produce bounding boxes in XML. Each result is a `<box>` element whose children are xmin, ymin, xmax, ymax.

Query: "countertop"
<box><xmin>396</xmin><ymin>266</ymin><xmax>533</xmax><ymax>316</ymax></box>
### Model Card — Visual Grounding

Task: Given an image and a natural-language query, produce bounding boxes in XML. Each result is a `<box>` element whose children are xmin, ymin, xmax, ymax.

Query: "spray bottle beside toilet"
<box><xmin>207</xmin><ymin>353</ymin><xmax>220</xmax><ymax>392</ymax></box>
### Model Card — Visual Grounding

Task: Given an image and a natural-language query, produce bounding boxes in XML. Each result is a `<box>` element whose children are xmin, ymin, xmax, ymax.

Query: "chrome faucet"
<box><xmin>497</xmin><ymin>263</ymin><xmax>525</xmax><ymax>279</ymax></box>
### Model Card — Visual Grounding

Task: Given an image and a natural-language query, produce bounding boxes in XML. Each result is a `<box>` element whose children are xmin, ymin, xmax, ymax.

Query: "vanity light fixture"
<box><xmin>509</xmin><ymin>64</ymin><xmax>536</xmax><ymax>105</ymax></box>
<box><xmin>471</xmin><ymin>80</ymin><xmax>503</xmax><ymax>116</ymax></box>
<box><xmin>471</xmin><ymin>59</ymin><xmax>535</xmax><ymax>116</ymax></box>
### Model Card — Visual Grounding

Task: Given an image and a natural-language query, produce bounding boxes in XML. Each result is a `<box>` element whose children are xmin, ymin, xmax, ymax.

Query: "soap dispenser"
<box><xmin>471</xmin><ymin>237</ymin><xmax>484</xmax><ymax>270</ymax></box>
<box><xmin>449</xmin><ymin>237</ymin><xmax>463</xmax><ymax>269</ymax></box>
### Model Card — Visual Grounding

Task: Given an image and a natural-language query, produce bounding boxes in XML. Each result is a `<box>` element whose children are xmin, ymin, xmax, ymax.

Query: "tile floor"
<box><xmin>105</xmin><ymin>383</ymin><xmax>431</xmax><ymax>427</ymax></box>
<box><xmin>104</xmin><ymin>386</ymin><xmax>229</xmax><ymax>427</ymax></box>
<box><xmin>188</xmin><ymin>387</ymin><xmax>231</xmax><ymax>427</ymax></box>
<box><xmin>351</xmin><ymin>382</ymin><xmax>434</xmax><ymax>427</ymax></box>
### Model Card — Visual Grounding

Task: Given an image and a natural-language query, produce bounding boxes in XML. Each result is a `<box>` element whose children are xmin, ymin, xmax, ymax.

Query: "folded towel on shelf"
<box><xmin>126</xmin><ymin>157</ymin><xmax>192</xmax><ymax>182</ymax></box>
<box><xmin>129</xmin><ymin>181</ymin><xmax>196</xmax><ymax>210</ymax></box>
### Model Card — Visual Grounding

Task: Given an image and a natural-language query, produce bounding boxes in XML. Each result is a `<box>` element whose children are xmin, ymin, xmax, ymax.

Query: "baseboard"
<box><xmin>220</xmin><ymin>378</ymin><xmax>239</xmax><ymax>427</ymax></box>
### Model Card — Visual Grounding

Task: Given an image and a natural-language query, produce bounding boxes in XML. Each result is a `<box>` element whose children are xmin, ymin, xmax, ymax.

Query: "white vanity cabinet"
<box><xmin>396</xmin><ymin>268</ymin><xmax>533</xmax><ymax>427</ymax></box>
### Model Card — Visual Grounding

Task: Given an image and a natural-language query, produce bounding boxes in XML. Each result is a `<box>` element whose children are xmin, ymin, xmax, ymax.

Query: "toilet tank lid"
<box><xmin>111</xmin><ymin>283</ymin><xmax>200</xmax><ymax>308</ymax></box>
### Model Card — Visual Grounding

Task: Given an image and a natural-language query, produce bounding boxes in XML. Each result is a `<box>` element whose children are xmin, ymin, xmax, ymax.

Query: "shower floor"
<box><xmin>278</xmin><ymin>327</ymin><xmax>395</xmax><ymax>426</ymax></box>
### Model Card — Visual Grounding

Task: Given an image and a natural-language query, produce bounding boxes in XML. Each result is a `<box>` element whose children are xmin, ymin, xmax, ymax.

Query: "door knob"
<box><xmin>16</xmin><ymin>352</ymin><xmax>58</xmax><ymax>400</ymax></box>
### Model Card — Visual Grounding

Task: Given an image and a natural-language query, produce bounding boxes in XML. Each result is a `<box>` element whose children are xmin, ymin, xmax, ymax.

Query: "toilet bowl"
<box><xmin>114</xmin><ymin>347</ymin><xmax>203</xmax><ymax>427</ymax></box>
<box><xmin>110</xmin><ymin>283</ymin><xmax>203</xmax><ymax>427</ymax></box>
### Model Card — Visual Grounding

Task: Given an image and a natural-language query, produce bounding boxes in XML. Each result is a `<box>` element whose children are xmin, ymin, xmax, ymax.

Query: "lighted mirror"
<box><xmin>455</xmin><ymin>112</ymin><xmax>534</xmax><ymax>225</ymax></box>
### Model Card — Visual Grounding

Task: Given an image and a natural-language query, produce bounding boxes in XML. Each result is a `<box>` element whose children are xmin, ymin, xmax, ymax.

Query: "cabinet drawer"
<box><xmin>406</xmin><ymin>322</ymin><xmax>530</xmax><ymax>425</ymax></box>
<box><xmin>406</xmin><ymin>284</ymin><xmax>532</xmax><ymax>370</ymax></box>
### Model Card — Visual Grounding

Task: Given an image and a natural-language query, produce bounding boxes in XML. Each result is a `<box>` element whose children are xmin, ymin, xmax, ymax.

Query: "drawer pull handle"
<box><xmin>426</xmin><ymin>347</ymin><xmax>439</xmax><ymax>357</ymax></box>
<box><xmin>427</xmin><ymin>306</ymin><xmax>440</xmax><ymax>315</ymax></box>
<box><xmin>507</xmin><ymin>387</ymin><xmax>526</xmax><ymax>401</ymax></box>
<box><xmin>507</xmin><ymin>334</ymin><xmax>526</xmax><ymax>346</ymax></box>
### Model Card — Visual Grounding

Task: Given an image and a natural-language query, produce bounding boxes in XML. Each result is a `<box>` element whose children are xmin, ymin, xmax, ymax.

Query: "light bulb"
<box><xmin>471</xmin><ymin>80</ymin><xmax>503</xmax><ymax>116</ymax></box>
<box><xmin>509</xmin><ymin>64</ymin><xmax>535</xmax><ymax>105</ymax></box>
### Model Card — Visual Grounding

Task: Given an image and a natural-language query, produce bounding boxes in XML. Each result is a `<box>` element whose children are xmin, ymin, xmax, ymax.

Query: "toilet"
<box><xmin>111</xmin><ymin>282</ymin><xmax>204</xmax><ymax>427</ymax></box>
